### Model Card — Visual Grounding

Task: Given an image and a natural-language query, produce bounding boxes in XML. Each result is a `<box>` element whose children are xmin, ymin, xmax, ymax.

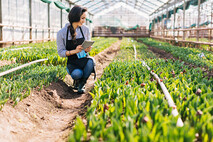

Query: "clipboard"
<box><xmin>82</xmin><ymin>40</ymin><xmax>95</xmax><ymax>49</ymax></box>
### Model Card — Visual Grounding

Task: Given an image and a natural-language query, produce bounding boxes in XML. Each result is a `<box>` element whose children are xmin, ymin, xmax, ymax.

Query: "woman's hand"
<box><xmin>75</xmin><ymin>45</ymin><xmax>83</xmax><ymax>53</ymax></box>
<box><xmin>84</xmin><ymin>46</ymin><xmax>92</xmax><ymax>53</ymax></box>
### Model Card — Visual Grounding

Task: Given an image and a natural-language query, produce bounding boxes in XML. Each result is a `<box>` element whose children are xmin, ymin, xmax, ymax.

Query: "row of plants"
<box><xmin>89</xmin><ymin>38</ymin><xmax>118</xmax><ymax>56</ymax></box>
<box><xmin>0</xmin><ymin>38</ymin><xmax>119</xmax><ymax>108</ymax></box>
<box><xmin>68</xmin><ymin>38</ymin><xmax>213</xmax><ymax>141</ymax></box>
<box><xmin>0</xmin><ymin>37</ymin><xmax>114</xmax><ymax>52</ymax></box>
<box><xmin>0</xmin><ymin>64</ymin><xmax>67</xmax><ymax>109</ymax></box>
<box><xmin>0</xmin><ymin>37</ymin><xmax>118</xmax><ymax>66</ymax></box>
<box><xmin>138</xmin><ymin>38</ymin><xmax>213</xmax><ymax>71</ymax></box>
<box><xmin>146</xmin><ymin>58</ymin><xmax>213</xmax><ymax>141</ymax></box>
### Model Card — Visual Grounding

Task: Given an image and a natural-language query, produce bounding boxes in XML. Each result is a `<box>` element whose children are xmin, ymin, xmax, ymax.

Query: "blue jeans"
<box><xmin>66</xmin><ymin>59</ymin><xmax>94</xmax><ymax>80</ymax></box>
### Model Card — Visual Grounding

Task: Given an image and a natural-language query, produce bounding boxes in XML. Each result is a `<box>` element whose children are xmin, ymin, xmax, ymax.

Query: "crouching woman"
<box><xmin>57</xmin><ymin>5</ymin><xmax>95</xmax><ymax>94</ymax></box>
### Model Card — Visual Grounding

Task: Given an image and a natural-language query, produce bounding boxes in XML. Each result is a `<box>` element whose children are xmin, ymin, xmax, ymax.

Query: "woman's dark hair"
<box><xmin>68</xmin><ymin>5</ymin><xmax>87</xmax><ymax>42</ymax></box>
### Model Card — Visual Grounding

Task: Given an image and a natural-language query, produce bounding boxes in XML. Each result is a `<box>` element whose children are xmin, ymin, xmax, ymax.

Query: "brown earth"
<box><xmin>148</xmin><ymin>46</ymin><xmax>174</xmax><ymax>59</ymax></box>
<box><xmin>0</xmin><ymin>40</ymin><xmax>121</xmax><ymax>142</ymax></box>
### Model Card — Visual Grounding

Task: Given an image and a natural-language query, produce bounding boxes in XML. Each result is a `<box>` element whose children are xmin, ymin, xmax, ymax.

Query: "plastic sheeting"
<box><xmin>1</xmin><ymin>0</ymin><xmax>70</xmax><ymax>41</ymax></box>
<box><xmin>2</xmin><ymin>0</ymin><xmax>30</xmax><ymax>41</ymax></box>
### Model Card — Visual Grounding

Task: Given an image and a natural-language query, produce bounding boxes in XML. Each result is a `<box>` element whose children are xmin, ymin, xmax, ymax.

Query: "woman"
<box><xmin>57</xmin><ymin>5</ymin><xmax>95</xmax><ymax>94</ymax></box>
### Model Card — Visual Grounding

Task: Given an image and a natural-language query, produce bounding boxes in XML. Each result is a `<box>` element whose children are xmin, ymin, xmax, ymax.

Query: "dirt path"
<box><xmin>0</xmin><ymin>40</ymin><xmax>121</xmax><ymax>142</ymax></box>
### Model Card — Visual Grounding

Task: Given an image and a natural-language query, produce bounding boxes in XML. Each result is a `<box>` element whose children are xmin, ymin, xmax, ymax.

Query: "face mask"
<box><xmin>76</xmin><ymin>50</ymin><xmax>87</xmax><ymax>59</ymax></box>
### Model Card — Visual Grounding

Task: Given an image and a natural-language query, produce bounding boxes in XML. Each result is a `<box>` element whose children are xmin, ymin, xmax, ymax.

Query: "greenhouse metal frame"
<box><xmin>0</xmin><ymin>0</ymin><xmax>213</xmax><ymax>141</ymax></box>
<box><xmin>0</xmin><ymin>0</ymin><xmax>212</xmax><ymax>47</ymax></box>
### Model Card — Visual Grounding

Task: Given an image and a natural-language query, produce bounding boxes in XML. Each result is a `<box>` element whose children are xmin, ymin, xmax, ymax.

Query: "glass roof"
<box><xmin>69</xmin><ymin>0</ymin><xmax>171</xmax><ymax>16</ymax></box>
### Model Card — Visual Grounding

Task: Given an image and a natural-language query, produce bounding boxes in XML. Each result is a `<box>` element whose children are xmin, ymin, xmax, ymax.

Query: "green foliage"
<box><xmin>69</xmin><ymin>38</ymin><xmax>213</xmax><ymax>141</ymax></box>
<box><xmin>139</xmin><ymin>38</ymin><xmax>213</xmax><ymax>70</ymax></box>
<box><xmin>0</xmin><ymin>64</ymin><xmax>67</xmax><ymax>108</ymax></box>
<box><xmin>0</xmin><ymin>37</ymin><xmax>118</xmax><ymax>108</ymax></box>
<box><xmin>0</xmin><ymin>38</ymin><xmax>118</xmax><ymax>66</ymax></box>
<box><xmin>0</xmin><ymin>41</ymin><xmax>67</xmax><ymax>66</ymax></box>
<box><xmin>89</xmin><ymin>37</ymin><xmax>118</xmax><ymax>56</ymax></box>
<box><xmin>68</xmin><ymin>117</ymin><xmax>87</xmax><ymax>142</ymax></box>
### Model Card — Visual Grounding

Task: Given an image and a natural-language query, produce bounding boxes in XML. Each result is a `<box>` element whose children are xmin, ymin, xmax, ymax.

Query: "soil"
<box><xmin>148</xmin><ymin>46</ymin><xmax>174</xmax><ymax>59</ymax></box>
<box><xmin>0</xmin><ymin>40</ymin><xmax>121</xmax><ymax>142</ymax></box>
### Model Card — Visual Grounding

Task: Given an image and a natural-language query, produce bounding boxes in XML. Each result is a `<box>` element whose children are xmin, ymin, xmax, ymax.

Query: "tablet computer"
<box><xmin>82</xmin><ymin>40</ymin><xmax>95</xmax><ymax>49</ymax></box>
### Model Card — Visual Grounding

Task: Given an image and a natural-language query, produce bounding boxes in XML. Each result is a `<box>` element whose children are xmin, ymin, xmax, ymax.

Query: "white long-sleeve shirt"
<box><xmin>57</xmin><ymin>23</ymin><xmax>91</xmax><ymax>57</ymax></box>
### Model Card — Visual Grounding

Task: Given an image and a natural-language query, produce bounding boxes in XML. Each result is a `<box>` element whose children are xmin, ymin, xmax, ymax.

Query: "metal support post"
<box><xmin>197</xmin><ymin>0</ymin><xmax>201</xmax><ymax>41</ymax></box>
<box><xmin>48</xmin><ymin>3</ymin><xmax>50</xmax><ymax>40</ymax></box>
<box><xmin>0</xmin><ymin>0</ymin><xmax>2</xmax><ymax>42</ymax></box>
<box><xmin>29</xmin><ymin>0</ymin><xmax>32</xmax><ymax>43</ymax></box>
<box><xmin>183</xmin><ymin>0</ymin><xmax>186</xmax><ymax>40</ymax></box>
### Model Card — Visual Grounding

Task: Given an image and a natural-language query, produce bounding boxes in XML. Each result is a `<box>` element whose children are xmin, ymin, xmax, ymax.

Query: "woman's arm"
<box><xmin>65</xmin><ymin>46</ymin><xmax>82</xmax><ymax>56</ymax></box>
<box><xmin>57</xmin><ymin>30</ymin><xmax>83</xmax><ymax>57</ymax></box>
<box><xmin>57</xmin><ymin>31</ymin><xmax>67</xmax><ymax>57</ymax></box>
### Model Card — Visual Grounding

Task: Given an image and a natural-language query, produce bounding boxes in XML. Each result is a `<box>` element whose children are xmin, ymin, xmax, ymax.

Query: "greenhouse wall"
<box><xmin>150</xmin><ymin>0</ymin><xmax>212</xmax><ymax>41</ymax></box>
<box><xmin>0</xmin><ymin>0</ymin><xmax>93</xmax><ymax>46</ymax></box>
<box><xmin>2</xmin><ymin>0</ymin><xmax>30</xmax><ymax>42</ymax></box>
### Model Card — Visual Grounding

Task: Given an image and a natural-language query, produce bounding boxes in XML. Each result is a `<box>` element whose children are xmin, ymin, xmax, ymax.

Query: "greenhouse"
<box><xmin>0</xmin><ymin>0</ymin><xmax>213</xmax><ymax>141</ymax></box>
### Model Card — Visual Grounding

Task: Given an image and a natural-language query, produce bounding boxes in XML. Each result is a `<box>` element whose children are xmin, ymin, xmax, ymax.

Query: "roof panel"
<box><xmin>70</xmin><ymin>0</ymin><xmax>171</xmax><ymax>15</ymax></box>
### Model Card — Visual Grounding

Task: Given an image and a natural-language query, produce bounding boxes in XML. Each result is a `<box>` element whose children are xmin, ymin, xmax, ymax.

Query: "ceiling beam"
<box><xmin>65</xmin><ymin>0</ymin><xmax>94</xmax><ymax>16</ymax></box>
<box><xmin>138</xmin><ymin>1</ymin><xmax>157</xmax><ymax>9</ymax></box>
<box><xmin>150</xmin><ymin>0</ymin><xmax>171</xmax><ymax>15</ymax></box>
<box><xmin>90</xmin><ymin>1</ymin><xmax>117</xmax><ymax>14</ymax></box>
<box><xmin>156</xmin><ymin>0</ymin><xmax>165</xmax><ymax>3</ymax></box>
<box><xmin>73</xmin><ymin>0</ymin><xmax>82</xmax><ymax>3</ymax></box>
<box><xmin>66</xmin><ymin>0</ymin><xmax>74</xmax><ymax>5</ymax></box>
<box><xmin>136</xmin><ymin>5</ymin><xmax>152</xmax><ymax>13</ymax></box>
<box><xmin>87</xmin><ymin>1</ymin><xmax>103</xmax><ymax>9</ymax></box>
<box><xmin>67</xmin><ymin>0</ymin><xmax>180</xmax><ymax>17</ymax></box>
<box><xmin>145</xmin><ymin>0</ymin><xmax>159</xmax><ymax>7</ymax></box>
<box><xmin>136</xmin><ymin>8</ymin><xmax>150</xmax><ymax>14</ymax></box>
<box><xmin>150</xmin><ymin>0</ymin><xmax>184</xmax><ymax>16</ymax></box>
<box><xmin>82</xmin><ymin>1</ymin><xmax>92</xmax><ymax>6</ymax></box>
<box><xmin>94</xmin><ymin>2</ymin><xmax>149</xmax><ymax>18</ymax></box>
<box><xmin>126</xmin><ymin>1</ymin><xmax>150</xmax><ymax>14</ymax></box>
<box><xmin>90</xmin><ymin>4</ymin><xmax>108</xmax><ymax>13</ymax></box>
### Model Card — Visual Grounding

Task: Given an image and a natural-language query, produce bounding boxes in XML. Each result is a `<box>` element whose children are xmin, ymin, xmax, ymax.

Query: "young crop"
<box><xmin>138</xmin><ymin>38</ymin><xmax>213</xmax><ymax>70</ymax></box>
<box><xmin>89</xmin><ymin>38</ymin><xmax>118</xmax><ymax>56</ymax></box>
<box><xmin>0</xmin><ymin>37</ymin><xmax>119</xmax><ymax>109</ymax></box>
<box><xmin>69</xmin><ymin>38</ymin><xmax>213</xmax><ymax>141</ymax></box>
<box><xmin>0</xmin><ymin>38</ymin><xmax>118</xmax><ymax>67</ymax></box>
<box><xmin>0</xmin><ymin>64</ymin><xmax>67</xmax><ymax>108</ymax></box>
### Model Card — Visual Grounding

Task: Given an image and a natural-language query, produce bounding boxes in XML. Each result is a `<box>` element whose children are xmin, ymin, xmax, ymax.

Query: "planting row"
<box><xmin>138</xmin><ymin>38</ymin><xmax>213</xmax><ymax>71</ymax></box>
<box><xmin>0</xmin><ymin>37</ymin><xmax>118</xmax><ymax>66</ymax></box>
<box><xmin>0</xmin><ymin>37</ymin><xmax>118</xmax><ymax>108</ymax></box>
<box><xmin>69</xmin><ymin>38</ymin><xmax>213</xmax><ymax>142</ymax></box>
<box><xmin>0</xmin><ymin>64</ymin><xmax>67</xmax><ymax>108</ymax></box>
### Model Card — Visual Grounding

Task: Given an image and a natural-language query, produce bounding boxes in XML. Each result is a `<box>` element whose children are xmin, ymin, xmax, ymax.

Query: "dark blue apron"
<box><xmin>66</xmin><ymin>26</ymin><xmax>89</xmax><ymax>74</ymax></box>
